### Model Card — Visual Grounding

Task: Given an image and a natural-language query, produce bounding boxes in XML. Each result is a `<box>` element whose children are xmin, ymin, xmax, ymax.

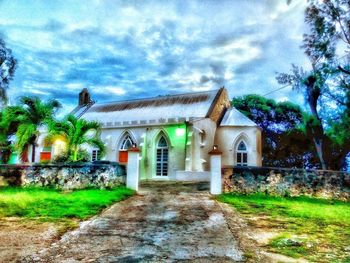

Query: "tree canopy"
<box><xmin>0</xmin><ymin>38</ymin><xmax>17</xmax><ymax>106</ymax></box>
<box><xmin>232</xmin><ymin>94</ymin><xmax>319</xmax><ymax>168</ymax></box>
<box><xmin>9</xmin><ymin>96</ymin><xmax>61</xmax><ymax>162</ymax></box>
<box><xmin>46</xmin><ymin>114</ymin><xmax>105</xmax><ymax>162</ymax></box>
<box><xmin>277</xmin><ymin>0</ymin><xmax>350</xmax><ymax>170</ymax></box>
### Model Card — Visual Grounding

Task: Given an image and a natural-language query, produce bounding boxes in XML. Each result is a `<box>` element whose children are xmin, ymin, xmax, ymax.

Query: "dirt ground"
<box><xmin>0</xmin><ymin>218</ymin><xmax>61</xmax><ymax>262</ymax></box>
<box><xmin>0</xmin><ymin>182</ymin><xmax>306</xmax><ymax>262</ymax></box>
<box><xmin>21</xmin><ymin>181</ymin><xmax>245</xmax><ymax>262</ymax></box>
<box><xmin>218</xmin><ymin>203</ymin><xmax>309</xmax><ymax>263</ymax></box>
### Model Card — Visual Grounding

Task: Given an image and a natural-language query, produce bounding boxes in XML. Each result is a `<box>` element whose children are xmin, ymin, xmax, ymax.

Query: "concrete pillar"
<box><xmin>127</xmin><ymin>146</ymin><xmax>140</xmax><ymax>191</ymax></box>
<box><xmin>208</xmin><ymin>145</ymin><xmax>222</xmax><ymax>195</ymax></box>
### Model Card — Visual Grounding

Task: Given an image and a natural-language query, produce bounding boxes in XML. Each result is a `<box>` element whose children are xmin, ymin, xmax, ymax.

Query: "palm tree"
<box><xmin>46</xmin><ymin>114</ymin><xmax>105</xmax><ymax>162</ymax></box>
<box><xmin>13</xmin><ymin>96</ymin><xmax>61</xmax><ymax>162</ymax></box>
<box><xmin>0</xmin><ymin>109</ymin><xmax>15</xmax><ymax>163</ymax></box>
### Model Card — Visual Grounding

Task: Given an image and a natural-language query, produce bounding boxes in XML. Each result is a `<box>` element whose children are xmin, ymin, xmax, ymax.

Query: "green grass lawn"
<box><xmin>217</xmin><ymin>193</ymin><xmax>350</xmax><ymax>263</ymax></box>
<box><xmin>0</xmin><ymin>186</ymin><xmax>134</xmax><ymax>221</ymax></box>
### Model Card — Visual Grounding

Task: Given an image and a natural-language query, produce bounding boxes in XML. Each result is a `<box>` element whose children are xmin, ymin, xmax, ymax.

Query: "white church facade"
<box><xmin>62</xmin><ymin>87</ymin><xmax>262</xmax><ymax>181</ymax></box>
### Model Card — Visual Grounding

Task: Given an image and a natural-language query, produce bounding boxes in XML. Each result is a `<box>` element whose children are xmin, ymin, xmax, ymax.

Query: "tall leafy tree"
<box><xmin>232</xmin><ymin>94</ymin><xmax>319</xmax><ymax>168</ymax></box>
<box><xmin>277</xmin><ymin>0</ymin><xmax>350</xmax><ymax>170</ymax></box>
<box><xmin>46</xmin><ymin>114</ymin><xmax>105</xmax><ymax>162</ymax></box>
<box><xmin>0</xmin><ymin>107</ymin><xmax>20</xmax><ymax>163</ymax></box>
<box><xmin>0</xmin><ymin>39</ymin><xmax>17</xmax><ymax>106</ymax></box>
<box><xmin>277</xmin><ymin>66</ymin><xmax>328</xmax><ymax>168</ymax></box>
<box><xmin>12</xmin><ymin>97</ymin><xmax>61</xmax><ymax>162</ymax></box>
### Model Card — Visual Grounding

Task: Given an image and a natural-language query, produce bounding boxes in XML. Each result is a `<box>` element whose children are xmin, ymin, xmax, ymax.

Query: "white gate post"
<box><xmin>208</xmin><ymin>145</ymin><xmax>222</xmax><ymax>195</ymax></box>
<box><xmin>127</xmin><ymin>146</ymin><xmax>140</xmax><ymax>191</ymax></box>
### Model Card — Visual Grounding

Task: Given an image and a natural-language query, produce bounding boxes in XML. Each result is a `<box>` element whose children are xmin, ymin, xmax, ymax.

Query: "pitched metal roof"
<box><xmin>220</xmin><ymin>108</ymin><xmax>258</xmax><ymax>127</ymax></box>
<box><xmin>80</xmin><ymin>89</ymin><xmax>221</xmax><ymax>127</ymax></box>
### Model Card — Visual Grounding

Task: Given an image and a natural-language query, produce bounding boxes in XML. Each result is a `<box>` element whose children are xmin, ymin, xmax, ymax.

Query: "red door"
<box><xmin>119</xmin><ymin>151</ymin><xmax>128</xmax><ymax>163</ymax></box>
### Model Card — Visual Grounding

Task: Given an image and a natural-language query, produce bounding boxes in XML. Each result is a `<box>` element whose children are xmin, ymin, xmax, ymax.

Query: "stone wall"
<box><xmin>0</xmin><ymin>162</ymin><xmax>126</xmax><ymax>189</ymax></box>
<box><xmin>223</xmin><ymin>166</ymin><xmax>350</xmax><ymax>200</ymax></box>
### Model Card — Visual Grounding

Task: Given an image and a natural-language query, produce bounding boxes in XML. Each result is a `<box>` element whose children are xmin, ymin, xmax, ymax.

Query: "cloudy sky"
<box><xmin>0</xmin><ymin>0</ymin><xmax>310</xmax><ymax>114</ymax></box>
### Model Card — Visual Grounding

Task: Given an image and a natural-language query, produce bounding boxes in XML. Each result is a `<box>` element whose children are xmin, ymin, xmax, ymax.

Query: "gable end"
<box><xmin>206</xmin><ymin>87</ymin><xmax>231</xmax><ymax>124</ymax></box>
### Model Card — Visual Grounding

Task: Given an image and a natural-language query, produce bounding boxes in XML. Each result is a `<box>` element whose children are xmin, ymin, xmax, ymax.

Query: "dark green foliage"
<box><xmin>232</xmin><ymin>94</ymin><xmax>303</xmax><ymax>131</ymax></box>
<box><xmin>46</xmin><ymin>114</ymin><xmax>105</xmax><ymax>162</ymax></box>
<box><xmin>0</xmin><ymin>39</ymin><xmax>17</xmax><ymax>105</ymax></box>
<box><xmin>232</xmin><ymin>94</ymin><xmax>319</xmax><ymax>168</ymax></box>
<box><xmin>0</xmin><ymin>110</ymin><xmax>14</xmax><ymax>163</ymax></box>
<box><xmin>276</xmin><ymin>1</ymin><xmax>350</xmax><ymax>170</ymax></box>
<box><xmin>0</xmin><ymin>105</ymin><xmax>40</xmax><ymax>163</ymax></box>
<box><xmin>0</xmin><ymin>97</ymin><xmax>61</xmax><ymax>163</ymax></box>
<box><xmin>9</xmin><ymin>97</ymin><xmax>61</xmax><ymax>162</ymax></box>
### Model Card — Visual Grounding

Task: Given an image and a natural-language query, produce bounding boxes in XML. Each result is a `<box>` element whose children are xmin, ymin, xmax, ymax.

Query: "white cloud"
<box><xmin>104</xmin><ymin>86</ymin><xmax>126</xmax><ymax>95</ymax></box>
<box><xmin>65</xmin><ymin>83</ymin><xmax>86</xmax><ymax>91</ymax></box>
<box><xmin>1</xmin><ymin>0</ymin><xmax>310</xmax><ymax>108</ymax></box>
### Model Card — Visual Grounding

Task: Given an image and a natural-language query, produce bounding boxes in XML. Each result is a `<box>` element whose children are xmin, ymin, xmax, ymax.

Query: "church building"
<box><xmin>67</xmin><ymin>87</ymin><xmax>262</xmax><ymax>181</ymax></box>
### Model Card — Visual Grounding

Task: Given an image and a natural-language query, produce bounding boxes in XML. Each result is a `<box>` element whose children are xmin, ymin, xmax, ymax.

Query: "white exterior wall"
<box><xmin>215</xmin><ymin>126</ymin><xmax>262</xmax><ymax>167</ymax></box>
<box><xmin>140</xmin><ymin>126</ymin><xmax>186</xmax><ymax>180</ymax></box>
<box><xmin>92</xmin><ymin>125</ymin><xmax>186</xmax><ymax>180</ymax></box>
<box><xmin>190</xmin><ymin>118</ymin><xmax>217</xmax><ymax>171</ymax></box>
<box><xmin>98</xmin><ymin>127</ymin><xmax>146</xmax><ymax>162</ymax></box>
<box><xmin>33</xmin><ymin>120</ymin><xmax>262</xmax><ymax>180</ymax></box>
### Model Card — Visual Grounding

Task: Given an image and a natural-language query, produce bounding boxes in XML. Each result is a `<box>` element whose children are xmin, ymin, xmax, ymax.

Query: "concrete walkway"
<box><xmin>23</xmin><ymin>182</ymin><xmax>244</xmax><ymax>263</ymax></box>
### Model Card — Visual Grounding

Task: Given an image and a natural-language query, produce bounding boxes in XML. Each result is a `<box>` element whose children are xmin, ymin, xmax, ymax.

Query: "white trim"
<box><xmin>120</xmin><ymin>136</ymin><xmax>134</xmax><ymax>150</ymax></box>
<box><xmin>235</xmin><ymin>140</ymin><xmax>248</xmax><ymax>166</ymax></box>
<box><xmin>155</xmin><ymin>135</ymin><xmax>169</xmax><ymax>177</ymax></box>
<box><xmin>115</xmin><ymin>130</ymin><xmax>138</xmax><ymax>150</ymax></box>
<box><xmin>232</xmin><ymin>132</ymin><xmax>251</xmax><ymax>150</ymax></box>
<box><xmin>152</xmin><ymin>128</ymin><xmax>173</xmax><ymax>147</ymax></box>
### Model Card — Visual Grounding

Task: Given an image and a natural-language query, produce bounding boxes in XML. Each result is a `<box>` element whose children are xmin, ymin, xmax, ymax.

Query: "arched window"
<box><xmin>156</xmin><ymin>135</ymin><xmax>169</xmax><ymax>177</ymax></box>
<box><xmin>120</xmin><ymin>135</ymin><xmax>134</xmax><ymax>150</ymax></box>
<box><xmin>236</xmin><ymin>140</ymin><xmax>248</xmax><ymax>166</ymax></box>
<box><xmin>118</xmin><ymin>133</ymin><xmax>135</xmax><ymax>163</ymax></box>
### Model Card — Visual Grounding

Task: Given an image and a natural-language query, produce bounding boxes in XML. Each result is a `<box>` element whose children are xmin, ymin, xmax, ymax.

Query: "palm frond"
<box><xmin>82</xmin><ymin>137</ymin><xmax>106</xmax><ymax>157</ymax></box>
<box><xmin>15</xmin><ymin>123</ymin><xmax>37</xmax><ymax>157</ymax></box>
<box><xmin>47</xmin><ymin>114</ymin><xmax>105</xmax><ymax>161</ymax></box>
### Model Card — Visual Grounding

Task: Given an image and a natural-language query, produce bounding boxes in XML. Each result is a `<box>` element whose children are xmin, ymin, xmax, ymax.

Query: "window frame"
<box><xmin>118</xmin><ymin>133</ymin><xmax>136</xmax><ymax>163</ymax></box>
<box><xmin>91</xmin><ymin>149</ymin><xmax>101</xmax><ymax>162</ymax></box>
<box><xmin>119</xmin><ymin>135</ymin><xmax>134</xmax><ymax>151</ymax></box>
<box><xmin>156</xmin><ymin>135</ymin><xmax>169</xmax><ymax>177</ymax></box>
<box><xmin>236</xmin><ymin>140</ymin><xmax>248</xmax><ymax>167</ymax></box>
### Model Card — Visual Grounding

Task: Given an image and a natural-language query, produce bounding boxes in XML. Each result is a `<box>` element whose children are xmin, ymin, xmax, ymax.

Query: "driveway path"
<box><xmin>23</xmin><ymin>182</ymin><xmax>244</xmax><ymax>263</ymax></box>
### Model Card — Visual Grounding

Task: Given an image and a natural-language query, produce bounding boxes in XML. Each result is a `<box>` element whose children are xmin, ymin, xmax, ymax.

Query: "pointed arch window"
<box><xmin>118</xmin><ymin>133</ymin><xmax>136</xmax><ymax>163</ymax></box>
<box><xmin>120</xmin><ymin>135</ymin><xmax>134</xmax><ymax>150</ymax></box>
<box><xmin>156</xmin><ymin>135</ymin><xmax>169</xmax><ymax>176</ymax></box>
<box><xmin>236</xmin><ymin>140</ymin><xmax>248</xmax><ymax>166</ymax></box>
<box><xmin>158</xmin><ymin>136</ymin><xmax>168</xmax><ymax>148</ymax></box>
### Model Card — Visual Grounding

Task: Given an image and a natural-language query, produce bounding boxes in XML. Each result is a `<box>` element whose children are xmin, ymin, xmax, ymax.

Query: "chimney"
<box><xmin>78</xmin><ymin>88</ymin><xmax>91</xmax><ymax>106</ymax></box>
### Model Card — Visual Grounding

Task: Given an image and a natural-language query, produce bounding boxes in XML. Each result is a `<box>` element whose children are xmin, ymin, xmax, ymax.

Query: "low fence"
<box><xmin>223</xmin><ymin>166</ymin><xmax>350</xmax><ymax>200</ymax></box>
<box><xmin>0</xmin><ymin>162</ymin><xmax>126</xmax><ymax>189</ymax></box>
